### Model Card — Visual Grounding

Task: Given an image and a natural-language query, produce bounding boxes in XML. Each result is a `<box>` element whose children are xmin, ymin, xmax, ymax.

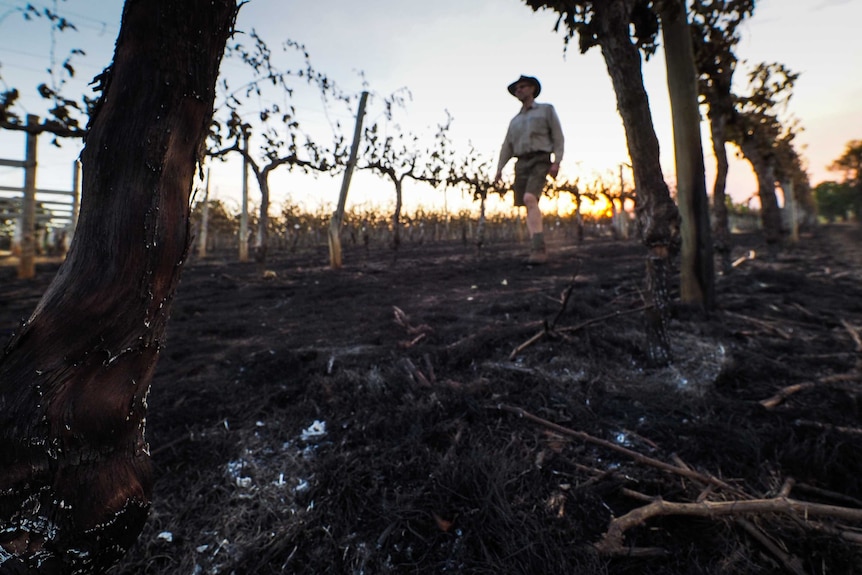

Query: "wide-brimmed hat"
<box><xmin>507</xmin><ymin>75</ymin><xmax>541</xmax><ymax>98</ymax></box>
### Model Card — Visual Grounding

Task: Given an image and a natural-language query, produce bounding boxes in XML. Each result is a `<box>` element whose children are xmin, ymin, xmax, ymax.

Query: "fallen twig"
<box><xmin>493</xmin><ymin>403</ymin><xmax>739</xmax><ymax>493</ymax></box>
<box><xmin>508</xmin><ymin>329</ymin><xmax>548</xmax><ymax>360</ymax></box>
<box><xmin>393</xmin><ymin>306</ymin><xmax>434</xmax><ymax>348</ymax></box>
<box><xmin>549</xmin><ymin>274</ymin><xmax>579</xmax><ymax>331</ymax></box>
<box><xmin>792</xmin><ymin>418</ymin><xmax>862</xmax><ymax>437</ymax></box>
<box><xmin>735</xmin><ymin>518</ymin><xmax>806</xmax><ymax>575</ymax></box>
<box><xmin>398</xmin><ymin>357</ymin><xmax>431</xmax><ymax>387</ymax></box>
<box><xmin>509</xmin><ymin>305</ymin><xmax>650</xmax><ymax>360</ymax></box>
<box><xmin>393</xmin><ymin>306</ymin><xmax>434</xmax><ymax>336</ymax></box>
<box><xmin>496</xmin><ymin>403</ymin><xmax>862</xmax><ymax>564</ymax></box>
<box><xmin>792</xmin><ymin>482</ymin><xmax>862</xmax><ymax>509</ymax></box>
<box><xmin>759</xmin><ymin>382</ymin><xmax>817</xmax><ymax>409</ymax></box>
<box><xmin>841</xmin><ymin>319</ymin><xmax>862</xmax><ymax>352</ymax></box>
<box><xmin>613</xmin><ymin>487</ymin><xmax>808</xmax><ymax>572</ymax></box>
<box><xmin>731</xmin><ymin>250</ymin><xmax>757</xmax><ymax>268</ymax></box>
<box><xmin>594</xmin><ymin>495</ymin><xmax>862</xmax><ymax>556</ymax></box>
<box><xmin>760</xmin><ymin>372</ymin><xmax>860</xmax><ymax>409</ymax></box>
<box><xmin>725</xmin><ymin>311</ymin><xmax>794</xmax><ymax>340</ymax></box>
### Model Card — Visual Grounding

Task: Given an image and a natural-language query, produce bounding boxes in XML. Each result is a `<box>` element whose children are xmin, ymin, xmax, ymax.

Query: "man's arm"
<box><xmin>495</xmin><ymin>130</ymin><xmax>514</xmax><ymax>183</ymax></box>
<box><xmin>547</xmin><ymin>105</ymin><xmax>564</xmax><ymax>179</ymax></box>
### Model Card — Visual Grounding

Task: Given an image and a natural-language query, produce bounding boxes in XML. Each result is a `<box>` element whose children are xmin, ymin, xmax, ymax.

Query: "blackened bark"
<box><xmin>756</xmin><ymin>163</ymin><xmax>783</xmax><ymax>245</ymax></box>
<box><xmin>255</xmin><ymin>173</ymin><xmax>271</xmax><ymax>263</ymax></box>
<box><xmin>740</xmin><ymin>141</ymin><xmax>783</xmax><ymax>244</ymax></box>
<box><xmin>392</xmin><ymin>178</ymin><xmax>403</xmax><ymax>251</ymax></box>
<box><xmin>594</xmin><ymin>0</ymin><xmax>679</xmax><ymax>366</ymax></box>
<box><xmin>710</xmin><ymin>113</ymin><xmax>732</xmax><ymax>273</ymax></box>
<box><xmin>0</xmin><ymin>0</ymin><xmax>237</xmax><ymax>572</ymax></box>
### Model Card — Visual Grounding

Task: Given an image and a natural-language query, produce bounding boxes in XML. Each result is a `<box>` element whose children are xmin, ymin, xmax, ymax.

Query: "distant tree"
<box><xmin>0</xmin><ymin>1</ymin><xmax>93</xmax><ymax>139</ymax></box>
<box><xmin>523</xmin><ymin>0</ymin><xmax>680</xmax><ymax>365</ymax></box>
<box><xmin>827</xmin><ymin>139</ymin><xmax>862</xmax><ymax>220</ymax></box>
<box><xmin>814</xmin><ymin>181</ymin><xmax>856</xmax><ymax>222</ymax></box>
<box><xmin>689</xmin><ymin>0</ymin><xmax>754</xmax><ymax>270</ymax></box>
<box><xmin>209</xmin><ymin>32</ymin><xmax>344</xmax><ymax>262</ymax></box>
<box><xmin>0</xmin><ymin>0</ymin><xmax>237</xmax><ymax>571</ymax></box>
<box><xmin>773</xmin><ymin>124</ymin><xmax>815</xmax><ymax>241</ymax></box>
<box><xmin>550</xmin><ymin>176</ymin><xmax>586</xmax><ymax>241</ymax></box>
<box><xmin>447</xmin><ymin>144</ymin><xmax>500</xmax><ymax>251</ymax></box>
<box><xmin>588</xmin><ymin>172</ymin><xmax>632</xmax><ymax>241</ymax></box>
<box><xmin>360</xmin><ymin>98</ymin><xmax>452</xmax><ymax>252</ymax></box>
<box><xmin>829</xmin><ymin>140</ymin><xmax>862</xmax><ymax>185</ymax></box>
<box><xmin>729</xmin><ymin>62</ymin><xmax>799</xmax><ymax>245</ymax></box>
<box><xmin>192</xmin><ymin>198</ymin><xmax>239</xmax><ymax>252</ymax></box>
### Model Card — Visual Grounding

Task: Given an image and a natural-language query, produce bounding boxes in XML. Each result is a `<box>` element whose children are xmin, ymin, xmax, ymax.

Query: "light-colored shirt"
<box><xmin>496</xmin><ymin>102</ymin><xmax>564</xmax><ymax>174</ymax></box>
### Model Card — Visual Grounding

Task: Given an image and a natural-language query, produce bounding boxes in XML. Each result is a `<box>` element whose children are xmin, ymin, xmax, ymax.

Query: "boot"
<box><xmin>527</xmin><ymin>233</ymin><xmax>547</xmax><ymax>264</ymax></box>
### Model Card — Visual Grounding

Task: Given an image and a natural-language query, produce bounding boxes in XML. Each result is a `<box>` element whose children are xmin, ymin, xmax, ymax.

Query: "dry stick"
<box><xmin>392</xmin><ymin>305</ymin><xmax>433</xmax><ymax>336</ymax></box>
<box><xmin>735</xmin><ymin>518</ymin><xmax>807</xmax><ymax>575</ymax></box>
<box><xmin>793</xmin><ymin>418</ymin><xmax>862</xmax><ymax>437</ymax></box>
<box><xmin>841</xmin><ymin>319</ymin><xmax>862</xmax><ymax>352</ymax></box>
<box><xmin>673</xmin><ymin>455</ymin><xmax>808</xmax><ymax>572</ymax></box>
<box><xmin>494</xmin><ymin>404</ymin><xmax>739</xmax><ymax>493</ymax></box>
<box><xmin>800</xmin><ymin>519</ymin><xmax>862</xmax><ymax>545</ymax></box>
<box><xmin>508</xmin><ymin>330</ymin><xmax>546</xmax><ymax>360</ymax></box>
<box><xmin>557</xmin><ymin>305</ymin><xmax>651</xmax><ymax>334</ymax></box>
<box><xmin>724</xmin><ymin>311</ymin><xmax>795</xmax><ymax>340</ymax></box>
<box><xmin>507</xmin><ymin>277</ymin><xmax>577</xmax><ymax>361</ymax></box>
<box><xmin>594</xmin><ymin>496</ymin><xmax>862</xmax><ymax>555</ymax></box>
<box><xmin>508</xmin><ymin>305</ymin><xmax>650</xmax><ymax>360</ymax></box>
<box><xmin>793</xmin><ymin>483</ymin><xmax>862</xmax><ymax>509</ymax></box>
<box><xmin>759</xmin><ymin>382</ymin><xmax>817</xmax><ymax>409</ymax></box>
<box><xmin>499</xmin><ymin>405</ymin><xmax>862</xmax><ymax>560</ymax></box>
<box><xmin>613</xmin><ymin>487</ymin><xmax>807</xmax><ymax>572</ymax></box>
<box><xmin>399</xmin><ymin>358</ymin><xmax>431</xmax><ymax>387</ymax></box>
<box><xmin>549</xmin><ymin>274</ymin><xmax>579</xmax><ymax>330</ymax></box>
<box><xmin>760</xmin><ymin>372</ymin><xmax>860</xmax><ymax>409</ymax></box>
<box><xmin>616</xmin><ymin>482</ymin><xmax>808</xmax><ymax>573</ymax></box>
<box><xmin>616</xmin><ymin>461</ymin><xmax>862</xmax><ymax>565</ymax></box>
<box><xmin>789</xmin><ymin>302</ymin><xmax>817</xmax><ymax>319</ymax></box>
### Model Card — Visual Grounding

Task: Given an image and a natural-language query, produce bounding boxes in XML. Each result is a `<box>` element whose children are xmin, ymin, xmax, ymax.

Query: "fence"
<box><xmin>1</xmin><ymin>115</ymin><xmax>80</xmax><ymax>277</ymax></box>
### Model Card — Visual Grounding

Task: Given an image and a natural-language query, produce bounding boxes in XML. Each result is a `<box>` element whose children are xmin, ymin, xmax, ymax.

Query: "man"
<box><xmin>494</xmin><ymin>74</ymin><xmax>564</xmax><ymax>264</ymax></box>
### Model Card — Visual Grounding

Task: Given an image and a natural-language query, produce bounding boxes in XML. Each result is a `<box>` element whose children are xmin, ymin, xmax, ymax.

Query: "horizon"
<box><xmin>0</xmin><ymin>0</ymin><xmax>859</xmax><ymax>223</ymax></box>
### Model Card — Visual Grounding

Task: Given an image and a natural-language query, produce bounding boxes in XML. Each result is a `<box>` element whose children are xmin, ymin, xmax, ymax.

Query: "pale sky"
<box><xmin>0</xmin><ymin>0</ymin><xmax>859</xmax><ymax>217</ymax></box>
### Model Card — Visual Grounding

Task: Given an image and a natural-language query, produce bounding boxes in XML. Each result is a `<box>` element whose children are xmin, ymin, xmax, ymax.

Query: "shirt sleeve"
<box><xmin>496</xmin><ymin>125</ymin><xmax>514</xmax><ymax>175</ymax></box>
<box><xmin>547</xmin><ymin>105</ymin><xmax>564</xmax><ymax>164</ymax></box>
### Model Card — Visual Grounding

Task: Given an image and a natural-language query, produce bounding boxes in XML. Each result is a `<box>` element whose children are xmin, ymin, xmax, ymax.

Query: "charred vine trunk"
<box><xmin>740</xmin><ymin>142</ymin><xmax>783</xmax><ymax>244</ymax></box>
<box><xmin>0</xmin><ymin>0</ymin><xmax>236</xmax><ymax>571</ymax></box>
<box><xmin>255</xmin><ymin>172</ymin><xmax>271</xmax><ymax>263</ymax></box>
<box><xmin>392</xmin><ymin>178</ymin><xmax>403</xmax><ymax>251</ymax></box>
<box><xmin>709</xmin><ymin>113</ymin><xmax>732</xmax><ymax>273</ymax></box>
<box><xmin>594</xmin><ymin>0</ymin><xmax>680</xmax><ymax>366</ymax></box>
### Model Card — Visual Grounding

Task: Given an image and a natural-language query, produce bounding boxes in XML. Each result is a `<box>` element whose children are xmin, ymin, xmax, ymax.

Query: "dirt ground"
<box><xmin>2</xmin><ymin>224</ymin><xmax>861</xmax><ymax>574</ymax></box>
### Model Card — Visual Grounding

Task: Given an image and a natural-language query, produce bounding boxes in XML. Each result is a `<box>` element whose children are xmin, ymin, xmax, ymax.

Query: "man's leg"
<box><xmin>524</xmin><ymin>191</ymin><xmax>547</xmax><ymax>263</ymax></box>
<box><xmin>524</xmin><ymin>192</ymin><xmax>543</xmax><ymax>236</ymax></box>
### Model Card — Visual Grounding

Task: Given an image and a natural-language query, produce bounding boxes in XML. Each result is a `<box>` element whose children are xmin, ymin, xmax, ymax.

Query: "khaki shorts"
<box><xmin>513</xmin><ymin>152</ymin><xmax>551</xmax><ymax>207</ymax></box>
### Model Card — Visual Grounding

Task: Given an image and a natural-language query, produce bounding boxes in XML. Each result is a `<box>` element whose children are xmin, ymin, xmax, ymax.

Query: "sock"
<box><xmin>531</xmin><ymin>232</ymin><xmax>545</xmax><ymax>250</ymax></box>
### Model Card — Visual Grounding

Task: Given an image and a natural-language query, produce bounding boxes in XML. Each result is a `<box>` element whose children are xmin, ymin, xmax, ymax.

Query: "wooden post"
<box><xmin>197</xmin><ymin>167</ymin><xmax>211</xmax><ymax>258</ymax></box>
<box><xmin>239</xmin><ymin>133</ymin><xmax>249</xmax><ymax>262</ymax></box>
<box><xmin>443</xmin><ymin>186</ymin><xmax>450</xmax><ymax>239</ymax></box>
<box><xmin>661</xmin><ymin>0</ymin><xmax>714</xmax><ymax>308</ymax></box>
<box><xmin>328</xmin><ymin>90</ymin><xmax>368</xmax><ymax>269</ymax></box>
<box><xmin>70</xmin><ymin>159</ymin><xmax>81</xmax><ymax>247</ymax></box>
<box><xmin>18</xmin><ymin>115</ymin><xmax>38</xmax><ymax>280</ymax></box>
<box><xmin>782</xmin><ymin>180</ymin><xmax>799</xmax><ymax>244</ymax></box>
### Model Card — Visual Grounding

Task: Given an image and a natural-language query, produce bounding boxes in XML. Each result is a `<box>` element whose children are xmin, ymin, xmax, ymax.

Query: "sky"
<box><xmin>0</xmin><ymin>0</ymin><xmax>860</xmax><ymax>219</ymax></box>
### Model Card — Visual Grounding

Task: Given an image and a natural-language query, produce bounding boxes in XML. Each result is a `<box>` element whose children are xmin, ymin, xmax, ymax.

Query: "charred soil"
<box><xmin>2</xmin><ymin>224</ymin><xmax>861</xmax><ymax>574</ymax></box>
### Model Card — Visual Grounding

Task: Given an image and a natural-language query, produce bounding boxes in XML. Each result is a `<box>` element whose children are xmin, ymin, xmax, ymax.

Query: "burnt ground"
<box><xmin>2</xmin><ymin>224</ymin><xmax>862</xmax><ymax>574</ymax></box>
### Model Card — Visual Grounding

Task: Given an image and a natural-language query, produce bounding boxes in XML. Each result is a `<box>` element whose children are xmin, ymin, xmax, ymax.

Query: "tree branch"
<box><xmin>594</xmin><ymin>495</ymin><xmax>862</xmax><ymax>555</ymax></box>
